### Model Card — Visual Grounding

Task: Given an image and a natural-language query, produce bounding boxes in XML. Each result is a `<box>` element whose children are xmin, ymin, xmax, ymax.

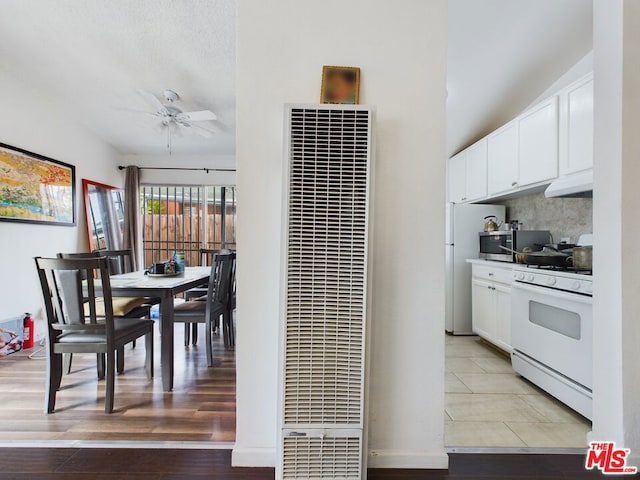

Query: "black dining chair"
<box><xmin>173</xmin><ymin>252</ymin><xmax>235</xmax><ymax>365</ymax></box>
<box><xmin>183</xmin><ymin>248</ymin><xmax>219</xmax><ymax>346</ymax></box>
<box><xmin>225</xmin><ymin>254</ymin><xmax>236</xmax><ymax>348</ymax></box>
<box><xmin>194</xmin><ymin>251</ymin><xmax>236</xmax><ymax>346</ymax></box>
<box><xmin>184</xmin><ymin>248</ymin><xmax>219</xmax><ymax>301</ymax></box>
<box><xmin>35</xmin><ymin>256</ymin><xmax>153</xmax><ymax>414</ymax></box>
<box><xmin>58</xmin><ymin>251</ymin><xmax>151</xmax><ymax>375</ymax></box>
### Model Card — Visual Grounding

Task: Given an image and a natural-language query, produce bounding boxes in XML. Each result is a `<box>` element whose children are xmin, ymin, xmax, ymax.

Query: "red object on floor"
<box><xmin>22</xmin><ymin>313</ymin><xmax>34</xmax><ymax>349</ymax></box>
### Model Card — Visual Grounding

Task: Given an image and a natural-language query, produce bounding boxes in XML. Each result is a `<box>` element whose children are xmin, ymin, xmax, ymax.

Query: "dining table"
<box><xmin>107</xmin><ymin>266</ymin><xmax>211</xmax><ymax>392</ymax></box>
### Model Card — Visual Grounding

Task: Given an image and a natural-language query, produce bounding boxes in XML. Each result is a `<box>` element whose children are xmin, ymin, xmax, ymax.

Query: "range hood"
<box><xmin>545</xmin><ymin>169</ymin><xmax>593</xmax><ymax>198</ymax></box>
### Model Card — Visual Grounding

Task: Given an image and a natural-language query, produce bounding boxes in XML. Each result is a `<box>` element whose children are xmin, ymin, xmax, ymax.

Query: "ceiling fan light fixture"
<box><xmin>135</xmin><ymin>88</ymin><xmax>219</xmax><ymax>154</ymax></box>
<box><xmin>163</xmin><ymin>105</ymin><xmax>183</xmax><ymax>117</ymax></box>
<box><xmin>163</xmin><ymin>89</ymin><xmax>179</xmax><ymax>103</ymax></box>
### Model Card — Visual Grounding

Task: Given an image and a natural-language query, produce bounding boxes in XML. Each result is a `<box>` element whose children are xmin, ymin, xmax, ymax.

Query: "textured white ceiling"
<box><xmin>1</xmin><ymin>1</ymin><xmax>591</xmax><ymax>159</ymax></box>
<box><xmin>0</xmin><ymin>0</ymin><xmax>235</xmax><ymax>156</ymax></box>
<box><xmin>448</xmin><ymin>0</ymin><xmax>592</xmax><ymax>157</ymax></box>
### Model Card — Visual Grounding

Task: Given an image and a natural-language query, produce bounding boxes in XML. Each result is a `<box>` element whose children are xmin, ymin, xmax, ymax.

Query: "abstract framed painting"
<box><xmin>0</xmin><ymin>143</ymin><xmax>76</xmax><ymax>226</ymax></box>
<box><xmin>320</xmin><ymin>65</ymin><xmax>361</xmax><ymax>105</ymax></box>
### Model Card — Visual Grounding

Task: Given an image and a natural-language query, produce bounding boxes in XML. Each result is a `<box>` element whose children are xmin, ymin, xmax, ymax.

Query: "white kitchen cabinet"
<box><xmin>452</xmin><ymin>72</ymin><xmax>593</xmax><ymax>203</ymax></box>
<box><xmin>447</xmin><ymin>151</ymin><xmax>467</xmax><ymax>203</ymax></box>
<box><xmin>518</xmin><ymin>96</ymin><xmax>559</xmax><ymax>187</ymax></box>
<box><xmin>465</xmin><ymin>138</ymin><xmax>488</xmax><ymax>201</ymax></box>
<box><xmin>559</xmin><ymin>73</ymin><xmax>593</xmax><ymax>175</ymax></box>
<box><xmin>494</xmin><ymin>283</ymin><xmax>512</xmax><ymax>352</ymax></box>
<box><xmin>472</xmin><ymin>278</ymin><xmax>497</xmax><ymax>341</ymax></box>
<box><xmin>470</xmin><ymin>262</ymin><xmax>513</xmax><ymax>353</ymax></box>
<box><xmin>487</xmin><ymin>121</ymin><xmax>519</xmax><ymax>195</ymax></box>
<box><xmin>447</xmin><ymin>138</ymin><xmax>488</xmax><ymax>203</ymax></box>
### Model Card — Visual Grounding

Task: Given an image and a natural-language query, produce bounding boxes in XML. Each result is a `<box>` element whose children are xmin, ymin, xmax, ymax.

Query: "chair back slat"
<box><xmin>44</xmin><ymin>268</ymin><xmax>68</xmax><ymax>327</ymax></box>
<box><xmin>85</xmin><ymin>272</ymin><xmax>99</xmax><ymax>324</ymax></box>
<box><xmin>54</xmin><ymin>269</ymin><xmax>86</xmax><ymax>325</ymax></box>
<box><xmin>230</xmin><ymin>255</ymin><xmax>236</xmax><ymax>305</ymax></box>
<box><xmin>206</xmin><ymin>253</ymin><xmax>235</xmax><ymax>306</ymax></box>
<box><xmin>216</xmin><ymin>256</ymin><xmax>233</xmax><ymax>305</ymax></box>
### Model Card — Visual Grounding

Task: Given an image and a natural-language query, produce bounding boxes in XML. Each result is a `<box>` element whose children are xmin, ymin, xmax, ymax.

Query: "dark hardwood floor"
<box><xmin>0</xmin><ymin>449</ymin><xmax>634</xmax><ymax>479</ymax></box>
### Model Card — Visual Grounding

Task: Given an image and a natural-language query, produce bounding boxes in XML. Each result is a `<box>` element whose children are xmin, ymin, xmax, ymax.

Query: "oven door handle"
<box><xmin>512</xmin><ymin>281</ymin><xmax>593</xmax><ymax>305</ymax></box>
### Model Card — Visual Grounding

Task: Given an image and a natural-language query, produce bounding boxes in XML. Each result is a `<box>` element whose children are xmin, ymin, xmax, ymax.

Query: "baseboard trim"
<box><xmin>368</xmin><ymin>449</ymin><xmax>449</xmax><ymax>469</ymax></box>
<box><xmin>231</xmin><ymin>446</ymin><xmax>276</xmax><ymax>467</ymax></box>
<box><xmin>446</xmin><ymin>446</ymin><xmax>586</xmax><ymax>455</ymax></box>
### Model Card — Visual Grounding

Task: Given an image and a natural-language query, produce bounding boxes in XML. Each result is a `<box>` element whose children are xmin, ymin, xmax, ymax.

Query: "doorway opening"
<box><xmin>0</xmin><ymin>184</ymin><xmax>239</xmax><ymax>445</ymax></box>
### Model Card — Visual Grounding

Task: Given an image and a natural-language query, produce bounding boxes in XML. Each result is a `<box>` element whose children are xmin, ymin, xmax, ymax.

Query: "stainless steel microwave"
<box><xmin>479</xmin><ymin>230</ymin><xmax>552</xmax><ymax>262</ymax></box>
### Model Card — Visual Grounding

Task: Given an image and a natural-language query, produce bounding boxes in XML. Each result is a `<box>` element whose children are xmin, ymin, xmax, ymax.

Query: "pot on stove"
<box><xmin>571</xmin><ymin>246</ymin><xmax>592</xmax><ymax>271</ymax></box>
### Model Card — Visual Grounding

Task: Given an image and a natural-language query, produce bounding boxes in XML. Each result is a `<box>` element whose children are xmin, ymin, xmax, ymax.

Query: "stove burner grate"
<box><xmin>523</xmin><ymin>264</ymin><xmax>592</xmax><ymax>275</ymax></box>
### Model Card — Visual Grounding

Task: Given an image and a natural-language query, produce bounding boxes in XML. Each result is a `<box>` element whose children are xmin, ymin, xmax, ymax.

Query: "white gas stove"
<box><xmin>512</xmin><ymin>265</ymin><xmax>592</xmax><ymax>296</ymax></box>
<box><xmin>510</xmin><ymin>234</ymin><xmax>593</xmax><ymax>420</ymax></box>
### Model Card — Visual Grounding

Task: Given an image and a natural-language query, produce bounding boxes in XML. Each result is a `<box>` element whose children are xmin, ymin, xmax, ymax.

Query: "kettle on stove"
<box><xmin>483</xmin><ymin>215</ymin><xmax>502</xmax><ymax>232</ymax></box>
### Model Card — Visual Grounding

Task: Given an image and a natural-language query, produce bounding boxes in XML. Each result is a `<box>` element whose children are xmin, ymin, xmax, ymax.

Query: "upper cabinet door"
<box><xmin>448</xmin><ymin>151</ymin><xmax>467</xmax><ymax>203</ymax></box>
<box><xmin>465</xmin><ymin>138</ymin><xmax>488</xmax><ymax>201</ymax></box>
<box><xmin>487</xmin><ymin>121</ymin><xmax>519</xmax><ymax>195</ymax></box>
<box><xmin>559</xmin><ymin>74</ymin><xmax>593</xmax><ymax>175</ymax></box>
<box><xmin>518</xmin><ymin>96</ymin><xmax>559</xmax><ymax>187</ymax></box>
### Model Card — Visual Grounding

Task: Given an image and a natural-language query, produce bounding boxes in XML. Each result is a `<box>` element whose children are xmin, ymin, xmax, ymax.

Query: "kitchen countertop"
<box><xmin>466</xmin><ymin>258</ymin><xmax>516</xmax><ymax>268</ymax></box>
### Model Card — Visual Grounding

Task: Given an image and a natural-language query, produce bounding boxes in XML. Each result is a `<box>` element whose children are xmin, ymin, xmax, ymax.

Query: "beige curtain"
<box><xmin>122</xmin><ymin>166</ymin><xmax>141</xmax><ymax>270</ymax></box>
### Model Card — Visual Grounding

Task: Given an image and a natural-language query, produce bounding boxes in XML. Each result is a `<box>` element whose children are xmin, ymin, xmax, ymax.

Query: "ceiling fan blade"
<box><xmin>137</xmin><ymin>89</ymin><xmax>168</xmax><ymax>115</ymax></box>
<box><xmin>177</xmin><ymin>122</ymin><xmax>215</xmax><ymax>138</ymax></box>
<box><xmin>115</xmin><ymin>107</ymin><xmax>160</xmax><ymax>117</ymax></box>
<box><xmin>176</xmin><ymin>110</ymin><xmax>217</xmax><ymax>122</ymax></box>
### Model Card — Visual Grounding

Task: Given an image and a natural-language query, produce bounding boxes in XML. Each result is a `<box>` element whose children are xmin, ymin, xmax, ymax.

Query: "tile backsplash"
<box><xmin>499</xmin><ymin>192</ymin><xmax>593</xmax><ymax>244</ymax></box>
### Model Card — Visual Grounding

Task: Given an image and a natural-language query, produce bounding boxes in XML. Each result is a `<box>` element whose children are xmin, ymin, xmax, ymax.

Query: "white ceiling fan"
<box><xmin>137</xmin><ymin>89</ymin><xmax>218</xmax><ymax>154</ymax></box>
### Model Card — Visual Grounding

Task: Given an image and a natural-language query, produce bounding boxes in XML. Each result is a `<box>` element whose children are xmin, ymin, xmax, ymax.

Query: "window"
<box><xmin>140</xmin><ymin>186</ymin><xmax>236</xmax><ymax>267</ymax></box>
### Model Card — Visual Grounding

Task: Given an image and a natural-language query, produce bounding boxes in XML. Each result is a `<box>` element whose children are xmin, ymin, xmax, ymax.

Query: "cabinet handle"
<box><xmin>511</xmin><ymin>181</ymin><xmax>518</xmax><ymax>187</ymax></box>
<box><xmin>461</xmin><ymin>197</ymin><xmax>467</xmax><ymax>201</ymax></box>
<box><xmin>488</xmin><ymin>273</ymin><xmax>494</xmax><ymax>276</ymax></box>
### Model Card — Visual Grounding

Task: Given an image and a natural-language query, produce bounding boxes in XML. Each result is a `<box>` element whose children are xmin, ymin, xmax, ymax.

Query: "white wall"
<box><xmin>0</xmin><ymin>72</ymin><xmax>121</xmax><ymax>330</ymax></box>
<box><xmin>620</xmin><ymin>1</ymin><xmax>640</xmax><ymax>458</ymax></box>
<box><xmin>122</xmin><ymin>153</ymin><xmax>236</xmax><ymax>186</ymax></box>
<box><xmin>527</xmin><ymin>51</ymin><xmax>593</xmax><ymax>109</ymax></box>
<box><xmin>234</xmin><ymin>0</ymin><xmax>448</xmax><ymax>469</ymax></box>
<box><xmin>592</xmin><ymin>0</ymin><xmax>640</xmax><ymax>464</ymax></box>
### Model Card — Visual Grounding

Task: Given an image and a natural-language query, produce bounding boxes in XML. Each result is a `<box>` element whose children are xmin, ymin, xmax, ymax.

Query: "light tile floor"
<box><xmin>444</xmin><ymin>335</ymin><xmax>591</xmax><ymax>448</ymax></box>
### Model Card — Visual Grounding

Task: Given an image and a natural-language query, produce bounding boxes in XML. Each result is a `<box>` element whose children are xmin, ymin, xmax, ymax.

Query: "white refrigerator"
<box><xmin>445</xmin><ymin>203</ymin><xmax>506</xmax><ymax>334</ymax></box>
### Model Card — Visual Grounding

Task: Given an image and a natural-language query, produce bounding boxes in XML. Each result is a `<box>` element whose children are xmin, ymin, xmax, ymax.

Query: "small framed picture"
<box><xmin>320</xmin><ymin>66</ymin><xmax>361</xmax><ymax>105</ymax></box>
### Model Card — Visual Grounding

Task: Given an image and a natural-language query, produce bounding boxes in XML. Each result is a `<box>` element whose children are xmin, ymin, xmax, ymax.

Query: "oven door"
<box><xmin>511</xmin><ymin>282</ymin><xmax>592</xmax><ymax>389</ymax></box>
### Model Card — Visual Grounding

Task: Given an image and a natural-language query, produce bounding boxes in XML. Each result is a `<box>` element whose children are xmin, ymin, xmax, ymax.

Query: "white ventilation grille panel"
<box><xmin>280</xmin><ymin>105</ymin><xmax>373</xmax><ymax>480</ymax></box>
<box><xmin>282</xmin><ymin>435</ymin><xmax>362</xmax><ymax>480</ymax></box>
